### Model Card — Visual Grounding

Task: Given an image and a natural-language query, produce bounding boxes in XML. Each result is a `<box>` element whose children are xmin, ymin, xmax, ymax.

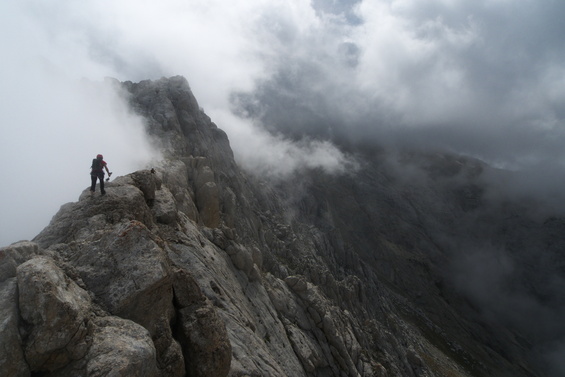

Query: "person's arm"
<box><xmin>104</xmin><ymin>164</ymin><xmax>111</xmax><ymax>175</ymax></box>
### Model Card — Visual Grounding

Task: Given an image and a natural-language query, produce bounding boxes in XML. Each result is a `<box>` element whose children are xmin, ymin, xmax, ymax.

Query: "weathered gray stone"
<box><xmin>64</xmin><ymin>220</ymin><xmax>183</xmax><ymax>375</ymax></box>
<box><xmin>285</xmin><ymin>275</ymin><xmax>309</xmax><ymax>292</ymax></box>
<box><xmin>17</xmin><ymin>256</ymin><xmax>92</xmax><ymax>372</ymax></box>
<box><xmin>0</xmin><ymin>76</ymin><xmax>552</xmax><ymax>377</ymax></box>
<box><xmin>0</xmin><ymin>241</ymin><xmax>41</xmax><ymax>281</ymax></box>
<box><xmin>34</xmin><ymin>184</ymin><xmax>154</xmax><ymax>248</ymax></box>
<box><xmin>153</xmin><ymin>186</ymin><xmax>178</xmax><ymax>224</ymax></box>
<box><xmin>0</xmin><ymin>278</ymin><xmax>29</xmax><ymax>377</ymax></box>
<box><xmin>196</xmin><ymin>181</ymin><xmax>221</xmax><ymax>228</ymax></box>
<box><xmin>174</xmin><ymin>269</ymin><xmax>231</xmax><ymax>377</ymax></box>
<box><xmin>156</xmin><ymin>160</ymin><xmax>199</xmax><ymax>221</ymax></box>
<box><xmin>229</xmin><ymin>244</ymin><xmax>254</xmax><ymax>276</ymax></box>
<box><xmin>65</xmin><ymin>221</ymin><xmax>171</xmax><ymax>317</ymax></box>
<box><xmin>130</xmin><ymin>169</ymin><xmax>161</xmax><ymax>203</ymax></box>
<box><xmin>286</xmin><ymin>323</ymin><xmax>327</xmax><ymax>373</ymax></box>
<box><xmin>86</xmin><ymin>316</ymin><xmax>159</xmax><ymax>377</ymax></box>
<box><xmin>195</xmin><ymin>165</ymin><xmax>215</xmax><ymax>189</ymax></box>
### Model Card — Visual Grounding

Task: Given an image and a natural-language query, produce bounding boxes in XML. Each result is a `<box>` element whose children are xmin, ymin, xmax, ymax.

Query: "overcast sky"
<box><xmin>2</xmin><ymin>0</ymin><xmax>565</xmax><ymax>245</ymax></box>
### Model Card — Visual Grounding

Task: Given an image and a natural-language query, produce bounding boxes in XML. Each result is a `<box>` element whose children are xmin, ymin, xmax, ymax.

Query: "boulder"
<box><xmin>61</xmin><ymin>220</ymin><xmax>183</xmax><ymax>375</ymax></box>
<box><xmin>0</xmin><ymin>241</ymin><xmax>41</xmax><ymax>281</ymax></box>
<box><xmin>17</xmin><ymin>256</ymin><xmax>92</xmax><ymax>372</ymax></box>
<box><xmin>130</xmin><ymin>169</ymin><xmax>161</xmax><ymax>204</ymax></box>
<box><xmin>0</xmin><ymin>279</ymin><xmax>29</xmax><ymax>377</ymax></box>
<box><xmin>86</xmin><ymin>316</ymin><xmax>159</xmax><ymax>377</ymax></box>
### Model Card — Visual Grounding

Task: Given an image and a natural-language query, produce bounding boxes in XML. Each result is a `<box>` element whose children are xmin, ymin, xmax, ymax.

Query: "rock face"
<box><xmin>0</xmin><ymin>76</ymin><xmax>560</xmax><ymax>376</ymax></box>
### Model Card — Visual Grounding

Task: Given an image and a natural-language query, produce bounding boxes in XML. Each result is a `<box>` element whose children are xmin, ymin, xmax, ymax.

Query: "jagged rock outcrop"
<box><xmin>1</xmin><ymin>76</ymin><xmax>558</xmax><ymax>376</ymax></box>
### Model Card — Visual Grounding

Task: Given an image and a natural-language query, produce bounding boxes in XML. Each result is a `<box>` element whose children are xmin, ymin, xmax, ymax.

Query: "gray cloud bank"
<box><xmin>3</xmin><ymin>1</ymin><xmax>564</xmax><ymax>183</ymax></box>
<box><xmin>235</xmin><ymin>0</ymin><xmax>565</xmax><ymax>165</ymax></box>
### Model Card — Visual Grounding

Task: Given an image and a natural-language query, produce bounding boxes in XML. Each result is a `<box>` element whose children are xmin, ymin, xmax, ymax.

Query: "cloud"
<box><xmin>213</xmin><ymin>110</ymin><xmax>358</xmax><ymax>179</ymax></box>
<box><xmin>1</xmin><ymin>0</ymin><xmax>563</xmax><ymax>236</ymax></box>
<box><xmin>0</xmin><ymin>73</ymin><xmax>161</xmax><ymax>245</ymax></box>
<box><xmin>6</xmin><ymin>0</ymin><xmax>565</xmax><ymax>164</ymax></box>
<box><xmin>230</xmin><ymin>0</ymin><xmax>565</xmax><ymax>167</ymax></box>
<box><xmin>449</xmin><ymin>242</ymin><xmax>565</xmax><ymax>376</ymax></box>
<box><xmin>0</xmin><ymin>0</ymin><xmax>351</xmax><ymax>246</ymax></box>
<box><xmin>2</xmin><ymin>0</ymin><xmax>565</xmax><ymax>373</ymax></box>
<box><xmin>0</xmin><ymin>1</ymin><xmax>162</xmax><ymax>245</ymax></box>
<box><xmin>1</xmin><ymin>0</ymin><xmax>563</xmax><ymax>245</ymax></box>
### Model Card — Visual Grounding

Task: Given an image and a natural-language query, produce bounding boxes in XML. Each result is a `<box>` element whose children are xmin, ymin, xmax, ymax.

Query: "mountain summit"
<box><xmin>1</xmin><ymin>76</ymin><xmax>561</xmax><ymax>376</ymax></box>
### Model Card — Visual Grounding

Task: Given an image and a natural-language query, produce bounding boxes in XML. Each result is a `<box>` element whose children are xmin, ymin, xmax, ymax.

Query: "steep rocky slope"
<box><xmin>1</xmin><ymin>76</ymin><xmax>559</xmax><ymax>376</ymax></box>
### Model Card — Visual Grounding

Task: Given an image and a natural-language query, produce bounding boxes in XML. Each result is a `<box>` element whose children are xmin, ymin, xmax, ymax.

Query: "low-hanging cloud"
<box><xmin>213</xmin><ymin>110</ymin><xmax>358</xmax><ymax>178</ymax></box>
<box><xmin>0</xmin><ymin>0</ymin><xmax>162</xmax><ymax>245</ymax></box>
<box><xmin>2</xmin><ymin>1</ymin><xmax>565</xmax><ymax>374</ymax></box>
<box><xmin>238</xmin><ymin>0</ymin><xmax>565</xmax><ymax>157</ymax></box>
<box><xmin>449</xmin><ymin>242</ymin><xmax>565</xmax><ymax>376</ymax></box>
<box><xmin>0</xmin><ymin>0</ymin><xmax>360</xmax><ymax>246</ymax></box>
<box><xmin>2</xmin><ymin>0</ymin><xmax>564</xmax><ymax>240</ymax></box>
<box><xmin>0</xmin><ymin>72</ymin><xmax>161</xmax><ymax>245</ymax></box>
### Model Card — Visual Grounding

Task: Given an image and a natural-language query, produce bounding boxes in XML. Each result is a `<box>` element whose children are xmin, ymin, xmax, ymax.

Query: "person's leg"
<box><xmin>90</xmin><ymin>175</ymin><xmax>97</xmax><ymax>192</ymax></box>
<box><xmin>99</xmin><ymin>174</ymin><xmax>106</xmax><ymax>195</ymax></box>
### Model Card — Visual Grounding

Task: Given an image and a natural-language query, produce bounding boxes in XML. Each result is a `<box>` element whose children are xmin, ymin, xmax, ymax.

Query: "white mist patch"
<box><xmin>211</xmin><ymin>110</ymin><xmax>357</xmax><ymax>179</ymax></box>
<box><xmin>0</xmin><ymin>74</ymin><xmax>161</xmax><ymax>246</ymax></box>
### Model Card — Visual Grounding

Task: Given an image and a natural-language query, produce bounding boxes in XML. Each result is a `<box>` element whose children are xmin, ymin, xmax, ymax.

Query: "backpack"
<box><xmin>91</xmin><ymin>158</ymin><xmax>103</xmax><ymax>171</ymax></box>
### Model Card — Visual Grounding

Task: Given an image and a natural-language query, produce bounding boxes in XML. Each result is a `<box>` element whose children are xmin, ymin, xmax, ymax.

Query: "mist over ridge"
<box><xmin>1</xmin><ymin>3</ymin><xmax>564</xmax><ymax>373</ymax></box>
<box><xmin>2</xmin><ymin>0</ymin><xmax>565</xmax><ymax>246</ymax></box>
<box><xmin>1</xmin><ymin>66</ymin><xmax>564</xmax><ymax>375</ymax></box>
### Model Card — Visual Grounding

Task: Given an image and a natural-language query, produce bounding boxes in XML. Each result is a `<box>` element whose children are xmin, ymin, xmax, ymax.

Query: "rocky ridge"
<box><xmin>1</xmin><ymin>76</ymin><xmax>557</xmax><ymax>376</ymax></box>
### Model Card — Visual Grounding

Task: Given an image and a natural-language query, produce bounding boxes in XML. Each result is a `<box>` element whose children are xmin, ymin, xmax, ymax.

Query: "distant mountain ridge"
<box><xmin>1</xmin><ymin>76</ymin><xmax>561</xmax><ymax>376</ymax></box>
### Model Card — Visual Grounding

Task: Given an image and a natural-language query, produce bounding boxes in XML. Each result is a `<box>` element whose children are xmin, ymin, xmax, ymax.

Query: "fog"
<box><xmin>449</xmin><ymin>241</ymin><xmax>565</xmax><ymax>375</ymax></box>
<box><xmin>2</xmin><ymin>0</ymin><xmax>565</xmax><ymax>245</ymax></box>
<box><xmin>2</xmin><ymin>0</ymin><xmax>565</xmax><ymax>374</ymax></box>
<box><xmin>0</xmin><ymin>73</ymin><xmax>161</xmax><ymax>244</ymax></box>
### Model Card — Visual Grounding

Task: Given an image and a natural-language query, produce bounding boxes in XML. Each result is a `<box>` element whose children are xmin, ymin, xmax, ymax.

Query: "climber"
<box><xmin>90</xmin><ymin>154</ymin><xmax>112</xmax><ymax>196</ymax></box>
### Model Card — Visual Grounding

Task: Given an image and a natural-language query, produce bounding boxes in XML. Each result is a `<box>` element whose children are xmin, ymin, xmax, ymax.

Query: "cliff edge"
<box><xmin>1</xmin><ymin>76</ymin><xmax>553</xmax><ymax>377</ymax></box>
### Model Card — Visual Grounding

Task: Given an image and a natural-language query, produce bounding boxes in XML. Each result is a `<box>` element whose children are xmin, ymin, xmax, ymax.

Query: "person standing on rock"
<box><xmin>90</xmin><ymin>154</ymin><xmax>112</xmax><ymax>196</ymax></box>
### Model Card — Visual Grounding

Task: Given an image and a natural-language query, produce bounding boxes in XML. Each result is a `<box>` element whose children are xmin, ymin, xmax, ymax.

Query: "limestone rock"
<box><xmin>196</xmin><ymin>181</ymin><xmax>221</xmax><ymax>228</ymax></box>
<box><xmin>17</xmin><ymin>256</ymin><xmax>92</xmax><ymax>372</ymax></box>
<box><xmin>285</xmin><ymin>275</ymin><xmax>309</xmax><ymax>292</ymax></box>
<box><xmin>156</xmin><ymin>160</ymin><xmax>200</xmax><ymax>221</ymax></box>
<box><xmin>86</xmin><ymin>316</ymin><xmax>159</xmax><ymax>377</ymax></box>
<box><xmin>285</xmin><ymin>322</ymin><xmax>326</xmax><ymax>373</ymax></box>
<box><xmin>33</xmin><ymin>183</ymin><xmax>154</xmax><ymax>248</ymax></box>
<box><xmin>153</xmin><ymin>186</ymin><xmax>178</xmax><ymax>224</ymax></box>
<box><xmin>58</xmin><ymin>220</ymin><xmax>184</xmax><ymax>375</ymax></box>
<box><xmin>130</xmin><ymin>169</ymin><xmax>161</xmax><ymax>204</ymax></box>
<box><xmin>226</xmin><ymin>243</ymin><xmax>254</xmax><ymax>276</ymax></box>
<box><xmin>0</xmin><ymin>241</ymin><xmax>41</xmax><ymax>281</ymax></box>
<box><xmin>0</xmin><ymin>279</ymin><xmax>29</xmax><ymax>377</ymax></box>
<box><xmin>0</xmin><ymin>76</ymin><xmax>553</xmax><ymax>377</ymax></box>
<box><xmin>59</xmin><ymin>221</ymin><xmax>171</xmax><ymax>317</ymax></box>
<box><xmin>174</xmin><ymin>269</ymin><xmax>231</xmax><ymax>377</ymax></box>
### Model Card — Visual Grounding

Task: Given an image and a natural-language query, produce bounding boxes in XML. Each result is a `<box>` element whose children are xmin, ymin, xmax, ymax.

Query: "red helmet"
<box><xmin>97</xmin><ymin>154</ymin><xmax>103</xmax><ymax>159</ymax></box>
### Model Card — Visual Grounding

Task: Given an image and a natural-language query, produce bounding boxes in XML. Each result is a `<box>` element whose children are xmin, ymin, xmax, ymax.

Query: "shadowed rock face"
<box><xmin>0</xmin><ymin>76</ymin><xmax>559</xmax><ymax>376</ymax></box>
